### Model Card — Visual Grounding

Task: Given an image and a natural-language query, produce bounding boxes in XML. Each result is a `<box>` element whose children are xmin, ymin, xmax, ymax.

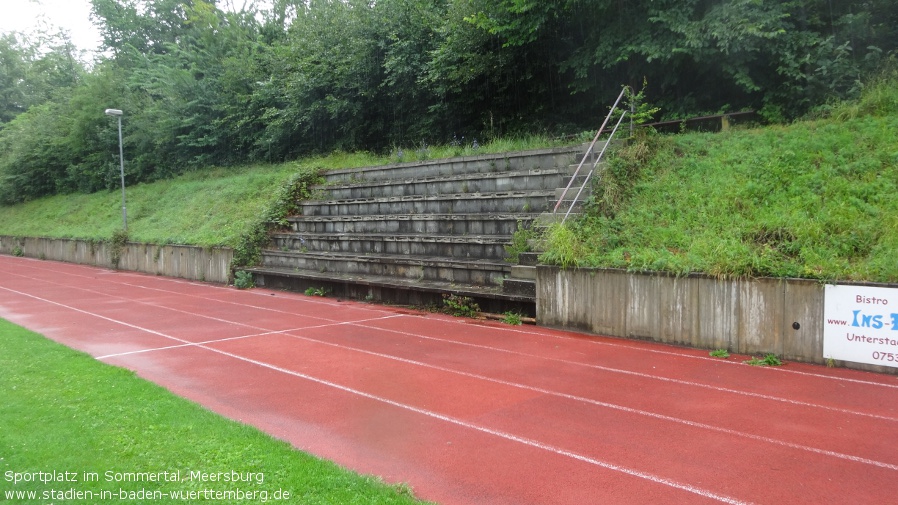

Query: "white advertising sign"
<box><xmin>824</xmin><ymin>284</ymin><xmax>898</xmax><ymax>368</ymax></box>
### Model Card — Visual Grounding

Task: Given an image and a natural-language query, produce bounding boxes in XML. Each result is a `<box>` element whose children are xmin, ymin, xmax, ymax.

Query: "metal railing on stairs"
<box><xmin>553</xmin><ymin>86</ymin><xmax>631</xmax><ymax>223</ymax></box>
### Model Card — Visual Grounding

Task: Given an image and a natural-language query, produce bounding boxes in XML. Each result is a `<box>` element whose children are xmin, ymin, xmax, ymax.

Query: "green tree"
<box><xmin>256</xmin><ymin>0</ymin><xmax>387</xmax><ymax>158</ymax></box>
<box><xmin>0</xmin><ymin>31</ymin><xmax>83</xmax><ymax>126</ymax></box>
<box><xmin>0</xmin><ymin>102</ymin><xmax>73</xmax><ymax>203</ymax></box>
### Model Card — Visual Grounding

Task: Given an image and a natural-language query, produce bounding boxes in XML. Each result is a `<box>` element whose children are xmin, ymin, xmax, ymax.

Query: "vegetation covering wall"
<box><xmin>1</xmin><ymin>0</ymin><xmax>896</xmax><ymax>204</ymax></box>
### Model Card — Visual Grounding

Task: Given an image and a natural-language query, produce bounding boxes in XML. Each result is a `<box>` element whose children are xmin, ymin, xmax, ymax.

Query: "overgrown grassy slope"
<box><xmin>0</xmin><ymin>164</ymin><xmax>298</xmax><ymax>247</ymax></box>
<box><xmin>0</xmin><ymin>136</ymin><xmax>563</xmax><ymax>248</ymax></box>
<box><xmin>542</xmin><ymin>79</ymin><xmax>898</xmax><ymax>282</ymax></box>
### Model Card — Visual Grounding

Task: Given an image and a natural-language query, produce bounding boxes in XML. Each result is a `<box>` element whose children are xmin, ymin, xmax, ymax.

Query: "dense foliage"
<box><xmin>1</xmin><ymin>0</ymin><xmax>896</xmax><ymax>203</ymax></box>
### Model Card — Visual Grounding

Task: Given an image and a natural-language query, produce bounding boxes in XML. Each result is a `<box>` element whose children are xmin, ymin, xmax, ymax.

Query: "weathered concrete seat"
<box><xmin>248</xmin><ymin>145</ymin><xmax>602</xmax><ymax>314</ymax></box>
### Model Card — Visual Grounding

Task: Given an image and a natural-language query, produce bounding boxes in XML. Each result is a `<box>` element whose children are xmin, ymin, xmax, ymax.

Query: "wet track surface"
<box><xmin>1</xmin><ymin>256</ymin><xmax>897</xmax><ymax>504</ymax></box>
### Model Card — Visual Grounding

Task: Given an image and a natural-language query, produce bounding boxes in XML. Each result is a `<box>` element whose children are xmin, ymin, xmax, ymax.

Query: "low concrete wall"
<box><xmin>0</xmin><ymin>236</ymin><xmax>233</xmax><ymax>284</ymax></box>
<box><xmin>536</xmin><ymin>266</ymin><xmax>895</xmax><ymax>374</ymax></box>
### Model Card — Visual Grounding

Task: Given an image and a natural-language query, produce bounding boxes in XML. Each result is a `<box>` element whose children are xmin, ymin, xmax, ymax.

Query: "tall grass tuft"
<box><xmin>539</xmin><ymin>223</ymin><xmax>586</xmax><ymax>268</ymax></box>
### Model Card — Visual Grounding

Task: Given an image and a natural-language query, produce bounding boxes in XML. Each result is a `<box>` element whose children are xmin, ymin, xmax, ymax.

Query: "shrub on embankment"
<box><xmin>541</xmin><ymin>73</ymin><xmax>898</xmax><ymax>283</ymax></box>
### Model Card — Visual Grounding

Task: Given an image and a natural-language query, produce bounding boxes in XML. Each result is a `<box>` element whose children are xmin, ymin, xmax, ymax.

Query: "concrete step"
<box><xmin>563</xmin><ymin>160</ymin><xmax>605</xmax><ymax>176</ymax></box>
<box><xmin>316</xmin><ymin>169</ymin><xmax>565</xmax><ymax>200</ymax></box>
<box><xmin>255</xmin><ymin>143</ymin><xmax>614</xmax><ymax>309</ymax></box>
<box><xmin>555</xmin><ymin>186</ymin><xmax>591</xmax><ymax>202</ymax></box>
<box><xmin>260</xmin><ymin>250</ymin><xmax>510</xmax><ymax>286</ymax></box>
<box><xmin>323</xmin><ymin>147</ymin><xmax>582</xmax><ymax>185</ymax></box>
<box><xmin>246</xmin><ymin>267</ymin><xmax>537</xmax><ymax>311</ymax></box>
<box><xmin>270</xmin><ymin>232</ymin><xmax>511</xmax><ymax>260</ymax></box>
<box><xmin>518</xmin><ymin>252</ymin><xmax>540</xmax><ymax>266</ymax></box>
<box><xmin>510</xmin><ymin>264</ymin><xmax>537</xmax><ymax>280</ymax></box>
<box><xmin>533</xmin><ymin>212</ymin><xmax>569</xmax><ymax>228</ymax></box>
<box><xmin>299</xmin><ymin>191</ymin><xmax>554</xmax><ymax>217</ymax></box>
<box><xmin>502</xmin><ymin>278</ymin><xmax>535</xmax><ymax>298</ymax></box>
<box><xmin>502</xmin><ymin>263</ymin><xmax>537</xmax><ymax>298</ymax></box>
<box><xmin>288</xmin><ymin>213</ymin><xmax>539</xmax><ymax>235</ymax></box>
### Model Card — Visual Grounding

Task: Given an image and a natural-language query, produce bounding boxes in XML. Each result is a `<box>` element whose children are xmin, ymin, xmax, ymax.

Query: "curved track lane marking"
<box><xmin>94</xmin><ymin>315</ymin><xmax>403</xmax><ymax>360</ymax></box>
<box><xmin>198</xmin><ymin>347</ymin><xmax>756</xmax><ymax>505</ymax></box>
<box><xmin>0</xmin><ymin>284</ymin><xmax>752</xmax><ymax>505</ymax></box>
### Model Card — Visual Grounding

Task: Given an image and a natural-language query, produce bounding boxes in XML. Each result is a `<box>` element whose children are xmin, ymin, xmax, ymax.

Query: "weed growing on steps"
<box><xmin>539</xmin><ymin>222</ymin><xmax>586</xmax><ymax>268</ymax></box>
<box><xmin>709</xmin><ymin>349</ymin><xmax>730</xmax><ymax>359</ymax></box>
<box><xmin>744</xmin><ymin>354</ymin><xmax>783</xmax><ymax>366</ymax></box>
<box><xmin>230</xmin><ymin>167</ymin><xmax>323</xmax><ymax>271</ymax></box>
<box><xmin>505</xmin><ymin>222</ymin><xmax>536</xmax><ymax>263</ymax></box>
<box><xmin>442</xmin><ymin>294</ymin><xmax>480</xmax><ymax>318</ymax></box>
<box><xmin>233</xmin><ymin>270</ymin><xmax>254</xmax><ymax>289</ymax></box>
<box><xmin>304</xmin><ymin>286</ymin><xmax>330</xmax><ymax>297</ymax></box>
<box><xmin>502</xmin><ymin>311</ymin><xmax>523</xmax><ymax>325</ymax></box>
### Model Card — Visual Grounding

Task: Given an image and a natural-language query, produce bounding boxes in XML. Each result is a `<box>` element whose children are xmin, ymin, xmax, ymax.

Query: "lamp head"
<box><xmin>105</xmin><ymin>109</ymin><xmax>123</xmax><ymax>116</ymax></box>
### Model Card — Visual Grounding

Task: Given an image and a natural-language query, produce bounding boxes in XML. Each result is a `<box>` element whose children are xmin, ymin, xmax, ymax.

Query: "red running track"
<box><xmin>1</xmin><ymin>255</ymin><xmax>897</xmax><ymax>504</ymax></box>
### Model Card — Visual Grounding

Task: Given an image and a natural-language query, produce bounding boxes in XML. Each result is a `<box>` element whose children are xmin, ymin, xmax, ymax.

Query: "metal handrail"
<box><xmin>553</xmin><ymin>86</ymin><xmax>631</xmax><ymax>221</ymax></box>
<box><xmin>562</xmin><ymin>110</ymin><xmax>627</xmax><ymax>223</ymax></box>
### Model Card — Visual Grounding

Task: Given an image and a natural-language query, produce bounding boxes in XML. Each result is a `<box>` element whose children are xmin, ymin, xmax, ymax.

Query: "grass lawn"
<box><xmin>0</xmin><ymin>318</ymin><xmax>429</xmax><ymax>504</ymax></box>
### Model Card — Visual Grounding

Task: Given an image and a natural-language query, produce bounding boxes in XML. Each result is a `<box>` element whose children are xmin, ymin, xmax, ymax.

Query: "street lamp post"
<box><xmin>104</xmin><ymin>108</ymin><xmax>127</xmax><ymax>231</ymax></box>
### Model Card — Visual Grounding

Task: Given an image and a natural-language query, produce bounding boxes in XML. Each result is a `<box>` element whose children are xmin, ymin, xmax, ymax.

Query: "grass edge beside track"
<box><xmin>0</xmin><ymin>317</ymin><xmax>430</xmax><ymax>505</ymax></box>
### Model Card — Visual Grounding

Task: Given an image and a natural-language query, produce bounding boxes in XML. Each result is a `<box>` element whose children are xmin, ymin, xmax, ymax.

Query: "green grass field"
<box><xmin>0</xmin><ymin>318</ymin><xmax>429</xmax><ymax>504</ymax></box>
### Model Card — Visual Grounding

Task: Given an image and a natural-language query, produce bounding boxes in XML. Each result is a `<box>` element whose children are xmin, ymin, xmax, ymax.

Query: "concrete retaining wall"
<box><xmin>536</xmin><ymin>266</ymin><xmax>896</xmax><ymax>374</ymax></box>
<box><xmin>0</xmin><ymin>236</ymin><xmax>233</xmax><ymax>284</ymax></box>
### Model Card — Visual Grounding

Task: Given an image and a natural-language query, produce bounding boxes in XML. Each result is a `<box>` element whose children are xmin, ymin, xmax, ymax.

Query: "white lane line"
<box><xmin>355</xmin><ymin>322</ymin><xmax>898</xmax><ymax>423</ymax></box>
<box><xmin>439</xmin><ymin>319</ymin><xmax>898</xmax><ymax>390</ymax></box>
<box><xmin>76</xmin><ymin>283</ymin><xmax>898</xmax><ymax>473</ymax></box>
<box><xmin>25</xmin><ymin>267</ymin><xmax>385</xmax><ymax>322</ymax></box>
<box><xmin>94</xmin><ymin>314</ymin><xmax>404</xmax><ymax>360</ymax></box>
<box><xmin>0</xmin><ymin>284</ymin><xmax>751</xmax><ymax>505</ymax></box>
<box><xmin>203</xmin><ymin>345</ymin><xmax>755</xmax><ymax>505</ymax></box>
<box><xmin>7</xmin><ymin>277</ymin><xmax>895</xmax><ymax>475</ymax></box>
<box><xmin>449</xmin><ymin>312</ymin><xmax>898</xmax><ymax>389</ymax></box>
<box><xmin>0</xmin><ymin>265</ymin><xmax>401</xmax><ymax>338</ymax></box>
<box><xmin>272</xmin><ymin>329</ymin><xmax>898</xmax><ymax>471</ymax></box>
<box><xmin>0</xmin><ymin>259</ymin><xmax>369</xmax><ymax>322</ymax></box>
<box><xmin>95</xmin><ymin>329</ymin><xmax>299</xmax><ymax>359</ymax></box>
